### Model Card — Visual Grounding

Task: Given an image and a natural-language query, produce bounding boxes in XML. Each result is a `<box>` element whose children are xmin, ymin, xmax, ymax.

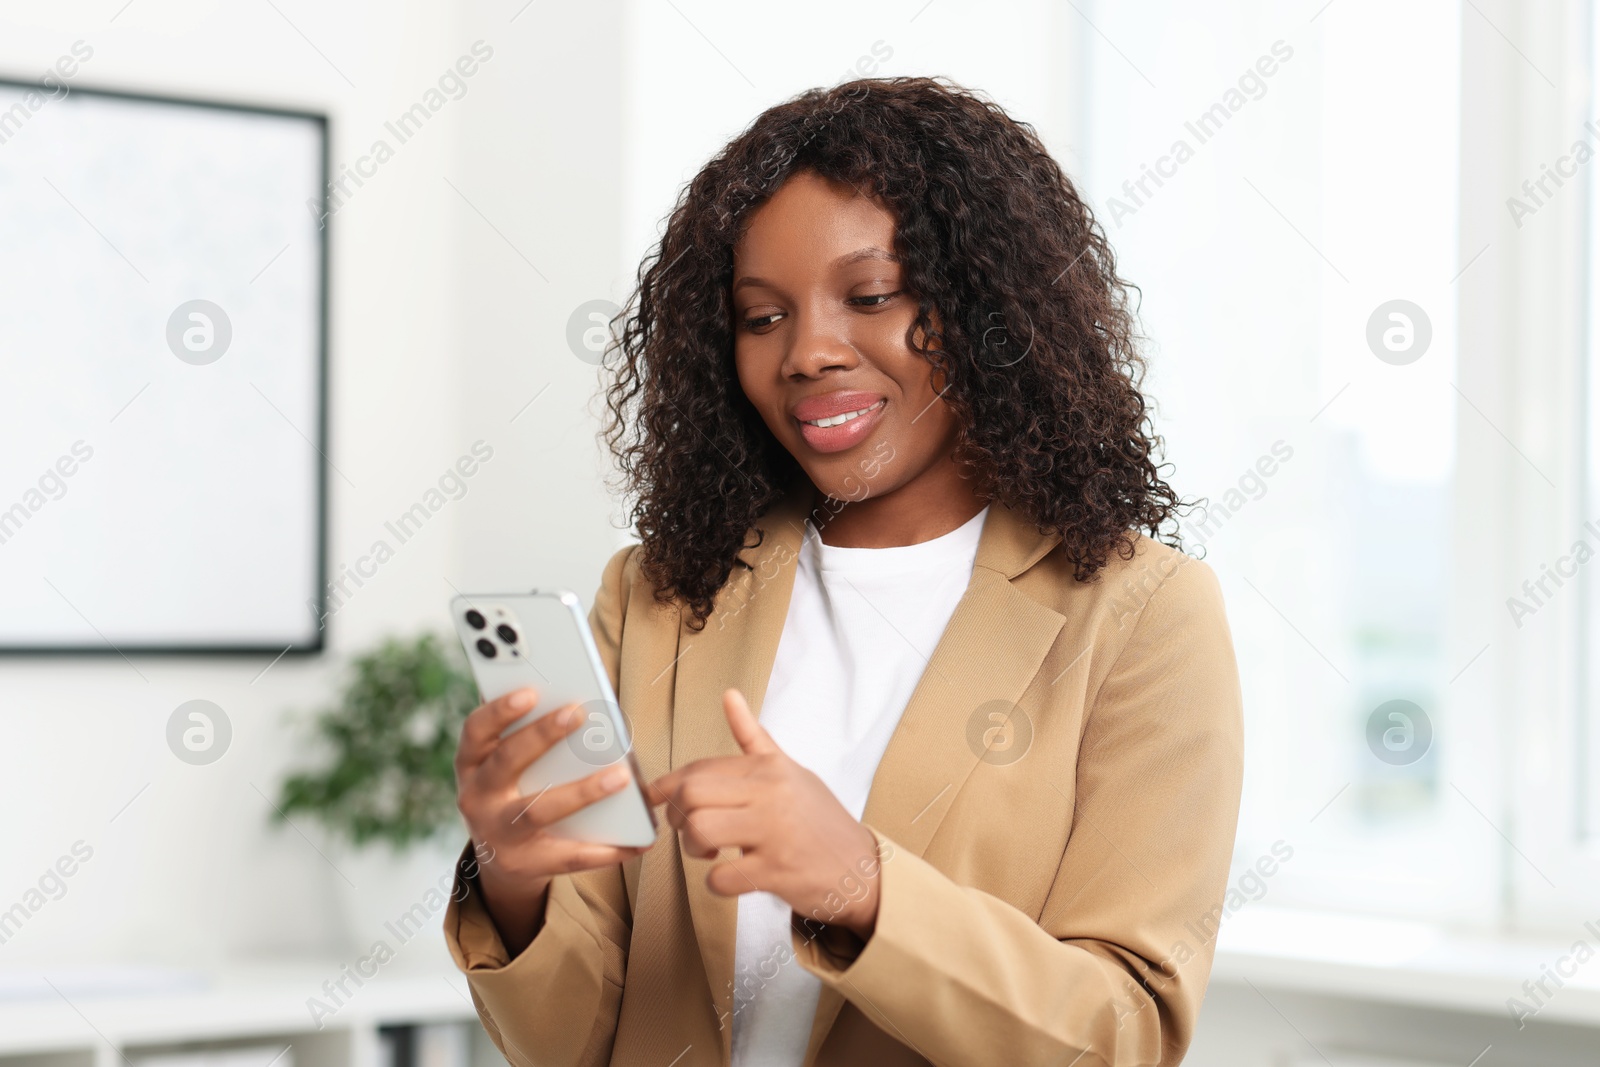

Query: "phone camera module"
<box><xmin>464</xmin><ymin>609</ymin><xmax>486</xmax><ymax>630</ymax></box>
<box><xmin>495</xmin><ymin>624</ymin><xmax>518</xmax><ymax>645</ymax></box>
<box><xmin>475</xmin><ymin>637</ymin><xmax>497</xmax><ymax>658</ymax></box>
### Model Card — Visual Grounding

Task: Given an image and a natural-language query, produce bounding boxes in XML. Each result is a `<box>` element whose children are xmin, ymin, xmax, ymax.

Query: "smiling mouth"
<box><xmin>799</xmin><ymin>399</ymin><xmax>885</xmax><ymax>428</ymax></box>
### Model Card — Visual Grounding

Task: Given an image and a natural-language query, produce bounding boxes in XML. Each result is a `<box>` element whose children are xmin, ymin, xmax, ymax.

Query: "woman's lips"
<box><xmin>795</xmin><ymin>398</ymin><xmax>886</xmax><ymax>454</ymax></box>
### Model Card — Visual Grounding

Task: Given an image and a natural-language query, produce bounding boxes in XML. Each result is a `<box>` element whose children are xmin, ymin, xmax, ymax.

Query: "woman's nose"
<box><xmin>781</xmin><ymin>314</ymin><xmax>861</xmax><ymax>380</ymax></box>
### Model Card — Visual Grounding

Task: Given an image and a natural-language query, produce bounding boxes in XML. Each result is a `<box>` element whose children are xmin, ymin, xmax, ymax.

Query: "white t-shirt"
<box><xmin>729</xmin><ymin>505</ymin><xmax>989</xmax><ymax>1067</ymax></box>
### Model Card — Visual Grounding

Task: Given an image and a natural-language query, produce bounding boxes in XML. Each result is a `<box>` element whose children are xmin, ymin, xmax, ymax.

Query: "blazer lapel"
<box><xmin>670</xmin><ymin>486</ymin><xmax>813</xmax><ymax>1062</ymax></box>
<box><xmin>800</xmin><ymin>502</ymin><xmax>1065</xmax><ymax>1066</ymax></box>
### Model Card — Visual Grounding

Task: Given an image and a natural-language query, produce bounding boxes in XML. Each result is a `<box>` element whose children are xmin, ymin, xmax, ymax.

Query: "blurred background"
<box><xmin>0</xmin><ymin>1</ymin><xmax>1596</xmax><ymax>1065</ymax></box>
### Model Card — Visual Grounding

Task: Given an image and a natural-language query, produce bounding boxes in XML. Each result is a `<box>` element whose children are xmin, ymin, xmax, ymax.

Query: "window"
<box><xmin>1079</xmin><ymin>0</ymin><xmax>1513</xmax><ymax>926</ymax></box>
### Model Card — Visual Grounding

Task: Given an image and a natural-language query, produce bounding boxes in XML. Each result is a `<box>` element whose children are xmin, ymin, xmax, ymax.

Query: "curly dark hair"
<box><xmin>603</xmin><ymin>75</ymin><xmax>1188</xmax><ymax>629</ymax></box>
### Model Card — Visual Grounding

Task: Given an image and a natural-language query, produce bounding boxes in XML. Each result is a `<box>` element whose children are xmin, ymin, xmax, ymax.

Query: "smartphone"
<box><xmin>449</xmin><ymin>590</ymin><xmax>657</xmax><ymax>847</ymax></box>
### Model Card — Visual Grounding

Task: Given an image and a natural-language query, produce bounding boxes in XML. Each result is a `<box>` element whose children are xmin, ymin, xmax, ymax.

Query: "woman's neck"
<box><xmin>812</xmin><ymin>474</ymin><xmax>988</xmax><ymax>549</ymax></box>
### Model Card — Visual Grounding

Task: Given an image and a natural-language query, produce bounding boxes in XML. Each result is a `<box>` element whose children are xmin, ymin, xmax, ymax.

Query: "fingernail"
<box><xmin>510</xmin><ymin>690</ymin><xmax>536</xmax><ymax>710</ymax></box>
<box><xmin>603</xmin><ymin>767</ymin><xmax>629</xmax><ymax>790</ymax></box>
<box><xmin>558</xmin><ymin>705</ymin><xmax>579</xmax><ymax>727</ymax></box>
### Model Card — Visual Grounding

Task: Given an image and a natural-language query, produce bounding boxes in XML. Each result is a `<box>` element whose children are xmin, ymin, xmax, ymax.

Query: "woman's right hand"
<box><xmin>454</xmin><ymin>687</ymin><xmax>651</xmax><ymax>956</ymax></box>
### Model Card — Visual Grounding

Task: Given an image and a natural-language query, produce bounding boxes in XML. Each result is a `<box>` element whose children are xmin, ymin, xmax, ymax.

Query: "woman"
<box><xmin>446</xmin><ymin>76</ymin><xmax>1243</xmax><ymax>1067</ymax></box>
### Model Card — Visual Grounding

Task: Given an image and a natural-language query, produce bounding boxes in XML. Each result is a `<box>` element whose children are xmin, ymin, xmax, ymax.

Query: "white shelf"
<box><xmin>1212</xmin><ymin>906</ymin><xmax>1600</xmax><ymax>1026</ymax></box>
<box><xmin>0</xmin><ymin>962</ymin><xmax>486</xmax><ymax>1067</ymax></box>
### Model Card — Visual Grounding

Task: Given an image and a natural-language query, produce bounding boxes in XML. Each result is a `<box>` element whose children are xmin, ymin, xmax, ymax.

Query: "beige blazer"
<box><xmin>443</xmin><ymin>487</ymin><xmax>1244</xmax><ymax>1067</ymax></box>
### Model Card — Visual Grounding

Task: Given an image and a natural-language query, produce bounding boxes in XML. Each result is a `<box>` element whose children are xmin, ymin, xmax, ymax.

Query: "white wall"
<box><xmin>619</xmin><ymin>0</ymin><xmax>1081</xmax><ymax>269</ymax></box>
<box><xmin>0</xmin><ymin>0</ymin><xmax>628</xmax><ymax>969</ymax></box>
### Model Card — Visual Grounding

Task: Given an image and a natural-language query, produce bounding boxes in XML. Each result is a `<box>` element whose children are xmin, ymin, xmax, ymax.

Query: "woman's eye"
<box><xmin>742</xmin><ymin>311</ymin><xmax>783</xmax><ymax>331</ymax></box>
<box><xmin>849</xmin><ymin>291</ymin><xmax>900</xmax><ymax>308</ymax></box>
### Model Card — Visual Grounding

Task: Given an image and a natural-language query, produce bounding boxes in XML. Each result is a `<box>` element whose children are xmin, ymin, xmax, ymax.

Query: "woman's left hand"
<box><xmin>645</xmin><ymin>689</ymin><xmax>882</xmax><ymax>939</ymax></box>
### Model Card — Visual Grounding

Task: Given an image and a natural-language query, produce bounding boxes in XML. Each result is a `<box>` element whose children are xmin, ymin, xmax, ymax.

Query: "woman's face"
<box><xmin>732</xmin><ymin>170</ymin><xmax>962</xmax><ymax>504</ymax></box>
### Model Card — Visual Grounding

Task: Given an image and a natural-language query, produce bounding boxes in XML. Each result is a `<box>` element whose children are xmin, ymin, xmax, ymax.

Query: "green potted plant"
<box><xmin>273</xmin><ymin>632</ymin><xmax>478</xmax><ymax>960</ymax></box>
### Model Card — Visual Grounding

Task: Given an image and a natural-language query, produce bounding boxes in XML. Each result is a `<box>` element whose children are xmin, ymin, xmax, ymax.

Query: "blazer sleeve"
<box><xmin>441</xmin><ymin>544</ymin><xmax>641</xmax><ymax>1067</ymax></box>
<box><xmin>792</xmin><ymin>553</ymin><xmax>1245</xmax><ymax>1067</ymax></box>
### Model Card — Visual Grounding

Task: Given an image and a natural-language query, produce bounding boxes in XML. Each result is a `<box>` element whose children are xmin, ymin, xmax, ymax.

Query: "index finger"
<box><xmin>456</xmin><ymin>687</ymin><xmax>539</xmax><ymax>771</ymax></box>
<box><xmin>645</xmin><ymin>755</ymin><xmax>755</xmax><ymax>806</ymax></box>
